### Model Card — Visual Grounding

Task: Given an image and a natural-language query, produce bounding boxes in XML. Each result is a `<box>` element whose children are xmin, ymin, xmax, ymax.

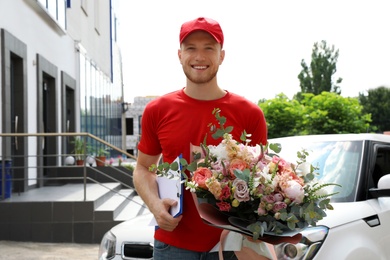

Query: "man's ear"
<box><xmin>219</xmin><ymin>49</ymin><xmax>225</xmax><ymax>65</ymax></box>
<box><xmin>178</xmin><ymin>49</ymin><xmax>182</xmax><ymax>64</ymax></box>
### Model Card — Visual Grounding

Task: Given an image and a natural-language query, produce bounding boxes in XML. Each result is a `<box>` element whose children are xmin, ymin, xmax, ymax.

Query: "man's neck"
<box><xmin>184</xmin><ymin>81</ymin><xmax>226</xmax><ymax>101</ymax></box>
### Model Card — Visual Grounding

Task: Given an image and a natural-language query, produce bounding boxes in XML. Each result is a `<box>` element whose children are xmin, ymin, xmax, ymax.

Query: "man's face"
<box><xmin>178</xmin><ymin>31</ymin><xmax>225</xmax><ymax>85</ymax></box>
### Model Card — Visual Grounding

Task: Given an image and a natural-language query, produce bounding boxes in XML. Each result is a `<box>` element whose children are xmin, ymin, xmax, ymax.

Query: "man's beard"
<box><xmin>183</xmin><ymin>68</ymin><xmax>218</xmax><ymax>85</ymax></box>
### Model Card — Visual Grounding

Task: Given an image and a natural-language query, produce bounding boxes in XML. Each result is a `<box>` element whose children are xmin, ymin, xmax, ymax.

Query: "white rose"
<box><xmin>296</xmin><ymin>162</ymin><xmax>311</xmax><ymax>176</ymax></box>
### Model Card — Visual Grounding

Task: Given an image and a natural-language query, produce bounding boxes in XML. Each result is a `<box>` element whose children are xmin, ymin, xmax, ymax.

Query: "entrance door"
<box><xmin>10</xmin><ymin>54</ymin><xmax>27</xmax><ymax>193</ymax></box>
<box><xmin>41</xmin><ymin>76</ymin><xmax>57</xmax><ymax>183</ymax></box>
<box><xmin>1</xmin><ymin>29</ymin><xmax>28</xmax><ymax>193</ymax></box>
<box><xmin>61</xmin><ymin>72</ymin><xmax>76</xmax><ymax>160</ymax></box>
<box><xmin>36</xmin><ymin>54</ymin><xmax>58</xmax><ymax>187</ymax></box>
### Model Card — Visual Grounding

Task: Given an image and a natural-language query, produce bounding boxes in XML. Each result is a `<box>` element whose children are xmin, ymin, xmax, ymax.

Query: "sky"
<box><xmin>114</xmin><ymin>0</ymin><xmax>390</xmax><ymax>104</ymax></box>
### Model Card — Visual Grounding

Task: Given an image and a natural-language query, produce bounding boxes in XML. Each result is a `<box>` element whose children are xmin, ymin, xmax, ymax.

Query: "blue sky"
<box><xmin>114</xmin><ymin>0</ymin><xmax>390</xmax><ymax>103</ymax></box>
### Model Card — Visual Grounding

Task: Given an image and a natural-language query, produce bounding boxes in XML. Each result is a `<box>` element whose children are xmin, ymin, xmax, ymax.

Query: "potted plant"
<box><xmin>95</xmin><ymin>146</ymin><xmax>110</xmax><ymax>167</ymax></box>
<box><xmin>71</xmin><ymin>137</ymin><xmax>89</xmax><ymax>165</ymax></box>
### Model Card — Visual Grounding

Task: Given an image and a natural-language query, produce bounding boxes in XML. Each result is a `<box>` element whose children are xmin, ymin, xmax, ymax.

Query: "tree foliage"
<box><xmin>359</xmin><ymin>86</ymin><xmax>390</xmax><ymax>133</ymax></box>
<box><xmin>300</xmin><ymin>92</ymin><xmax>370</xmax><ymax>135</ymax></box>
<box><xmin>297</xmin><ymin>40</ymin><xmax>342</xmax><ymax>98</ymax></box>
<box><xmin>259</xmin><ymin>92</ymin><xmax>371</xmax><ymax>138</ymax></box>
<box><xmin>258</xmin><ymin>94</ymin><xmax>303</xmax><ymax>138</ymax></box>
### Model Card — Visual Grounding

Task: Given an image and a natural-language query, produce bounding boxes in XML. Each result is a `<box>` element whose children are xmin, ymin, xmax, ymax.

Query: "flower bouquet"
<box><xmin>150</xmin><ymin>108</ymin><xmax>340</xmax><ymax>240</ymax></box>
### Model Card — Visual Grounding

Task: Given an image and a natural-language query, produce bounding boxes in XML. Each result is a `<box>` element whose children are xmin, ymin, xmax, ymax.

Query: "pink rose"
<box><xmin>257</xmin><ymin>206</ymin><xmax>267</xmax><ymax>216</ymax></box>
<box><xmin>216</xmin><ymin>201</ymin><xmax>231</xmax><ymax>212</ymax></box>
<box><xmin>272</xmin><ymin>201</ymin><xmax>287</xmax><ymax>212</ymax></box>
<box><xmin>219</xmin><ymin>185</ymin><xmax>231</xmax><ymax>200</ymax></box>
<box><xmin>262</xmin><ymin>194</ymin><xmax>276</xmax><ymax>204</ymax></box>
<box><xmin>233</xmin><ymin>178</ymin><xmax>250</xmax><ymax>202</ymax></box>
<box><xmin>192</xmin><ymin>167</ymin><xmax>212</xmax><ymax>189</ymax></box>
<box><xmin>274</xmin><ymin>193</ymin><xmax>284</xmax><ymax>202</ymax></box>
<box><xmin>272</xmin><ymin>156</ymin><xmax>289</xmax><ymax>172</ymax></box>
<box><xmin>283</xmin><ymin>180</ymin><xmax>304</xmax><ymax>204</ymax></box>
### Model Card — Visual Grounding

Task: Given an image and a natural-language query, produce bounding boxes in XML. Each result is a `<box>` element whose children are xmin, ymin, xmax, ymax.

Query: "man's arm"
<box><xmin>133</xmin><ymin>151</ymin><xmax>183</xmax><ymax>231</ymax></box>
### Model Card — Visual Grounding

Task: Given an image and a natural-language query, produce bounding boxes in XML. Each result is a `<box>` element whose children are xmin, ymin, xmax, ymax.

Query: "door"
<box><xmin>10</xmin><ymin>53</ymin><xmax>27</xmax><ymax>193</ymax></box>
<box><xmin>1</xmin><ymin>29</ymin><xmax>28</xmax><ymax>193</ymax></box>
<box><xmin>36</xmin><ymin>54</ymin><xmax>58</xmax><ymax>187</ymax></box>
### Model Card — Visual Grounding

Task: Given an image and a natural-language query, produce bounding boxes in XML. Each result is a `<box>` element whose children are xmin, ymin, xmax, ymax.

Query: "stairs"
<box><xmin>0</xmin><ymin>183</ymin><xmax>149</xmax><ymax>244</ymax></box>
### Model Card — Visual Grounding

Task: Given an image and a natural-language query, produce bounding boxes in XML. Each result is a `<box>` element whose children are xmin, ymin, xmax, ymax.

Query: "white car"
<box><xmin>98</xmin><ymin>211</ymin><xmax>154</xmax><ymax>260</ymax></box>
<box><xmin>99</xmin><ymin>133</ymin><xmax>390</xmax><ymax>260</ymax></box>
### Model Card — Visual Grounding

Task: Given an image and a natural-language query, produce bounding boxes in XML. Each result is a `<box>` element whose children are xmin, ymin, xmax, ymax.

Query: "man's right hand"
<box><xmin>153</xmin><ymin>198</ymin><xmax>183</xmax><ymax>231</ymax></box>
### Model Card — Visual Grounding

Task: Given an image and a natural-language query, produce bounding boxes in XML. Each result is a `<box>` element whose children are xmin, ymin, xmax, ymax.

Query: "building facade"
<box><xmin>0</xmin><ymin>0</ymin><xmax>123</xmax><ymax>192</ymax></box>
<box><xmin>124</xmin><ymin>96</ymin><xmax>158</xmax><ymax>157</ymax></box>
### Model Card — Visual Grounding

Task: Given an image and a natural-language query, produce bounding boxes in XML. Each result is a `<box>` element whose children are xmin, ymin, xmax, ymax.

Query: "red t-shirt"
<box><xmin>137</xmin><ymin>89</ymin><xmax>267</xmax><ymax>252</ymax></box>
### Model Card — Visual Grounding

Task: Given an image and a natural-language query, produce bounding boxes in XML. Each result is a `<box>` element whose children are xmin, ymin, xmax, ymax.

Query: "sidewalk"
<box><xmin>0</xmin><ymin>241</ymin><xmax>99</xmax><ymax>260</ymax></box>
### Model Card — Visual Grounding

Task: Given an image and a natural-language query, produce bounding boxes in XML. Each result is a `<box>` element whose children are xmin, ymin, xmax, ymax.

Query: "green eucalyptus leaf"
<box><xmin>326</xmin><ymin>204</ymin><xmax>334</xmax><ymax>210</ymax></box>
<box><xmin>287</xmin><ymin>220</ymin><xmax>296</xmax><ymax>230</ymax></box>
<box><xmin>225</xmin><ymin>126</ymin><xmax>233</xmax><ymax>134</ymax></box>
<box><xmin>186</xmin><ymin>161</ymin><xmax>198</xmax><ymax>172</ymax></box>
<box><xmin>234</xmin><ymin>169</ymin><xmax>250</xmax><ymax>183</ymax></box>
<box><xmin>269</xmin><ymin>143</ymin><xmax>282</xmax><ymax>153</ymax></box>
<box><xmin>179</xmin><ymin>158</ymin><xmax>188</xmax><ymax>167</ymax></box>
<box><xmin>170</xmin><ymin>161</ymin><xmax>179</xmax><ymax>171</ymax></box>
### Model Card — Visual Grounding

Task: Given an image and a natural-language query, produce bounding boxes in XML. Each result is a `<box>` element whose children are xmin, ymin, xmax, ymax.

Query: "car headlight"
<box><xmin>274</xmin><ymin>226</ymin><xmax>329</xmax><ymax>260</ymax></box>
<box><xmin>98</xmin><ymin>231</ymin><xmax>117</xmax><ymax>260</ymax></box>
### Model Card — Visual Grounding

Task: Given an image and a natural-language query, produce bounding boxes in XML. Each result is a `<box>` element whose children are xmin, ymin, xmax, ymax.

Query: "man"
<box><xmin>133</xmin><ymin>17</ymin><xmax>285</xmax><ymax>259</ymax></box>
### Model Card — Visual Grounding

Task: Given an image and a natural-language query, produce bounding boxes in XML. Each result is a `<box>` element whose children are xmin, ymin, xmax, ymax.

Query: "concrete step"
<box><xmin>115</xmin><ymin>195</ymin><xmax>150</xmax><ymax>221</ymax></box>
<box><xmin>94</xmin><ymin>188</ymin><xmax>136</xmax><ymax>221</ymax></box>
<box><xmin>0</xmin><ymin>183</ymin><xmax>149</xmax><ymax>244</ymax></box>
<box><xmin>92</xmin><ymin>183</ymin><xmax>123</xmax><ymax>209</ymax></box>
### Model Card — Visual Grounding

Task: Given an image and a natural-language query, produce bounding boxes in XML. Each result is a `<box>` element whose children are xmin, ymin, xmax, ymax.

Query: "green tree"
<box><xmin>259</xmin><ymin>94</ymin><xmax>303</xmax><ymax>138</ymax></box>
<box><xmin>259</xmin><ymin>92</ymin><xmax>371</xmax><ymax>138</ymax></box>
<box><xmin>300</xmin><ymin>92</ymin><xmax>370</xmax><ymax>134</ymax></box>
<box><xmin>359</xmin><ymin>86</ymin><xmax>390</xmax><ymax>133</ymax></box>
<box><xmin>297</xmin><ymin>40</ymin><xmax>342</xmax><ymax>98</ymax></box>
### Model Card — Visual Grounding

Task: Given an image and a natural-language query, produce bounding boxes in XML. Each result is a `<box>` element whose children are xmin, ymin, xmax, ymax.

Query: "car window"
<box><xmin>372</xmin><ymin>147</ymin><xmax>390</xmax><ymax>187</ymax></box>
<box><xmin>276</xmin><ymin>140</ymin><xmax>363</xmax><ymax>203</ymax></box>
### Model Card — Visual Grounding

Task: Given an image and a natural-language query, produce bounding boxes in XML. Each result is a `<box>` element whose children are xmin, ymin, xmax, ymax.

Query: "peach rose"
<box><xmin>192</xmin><ymin>167</ymin><xmax>213</xmax><ymax>189</ymax></box>
<box><xmin>229</xmin><ymin>158</ymin><xmax>248</xmax><ymax>179</ymax></box>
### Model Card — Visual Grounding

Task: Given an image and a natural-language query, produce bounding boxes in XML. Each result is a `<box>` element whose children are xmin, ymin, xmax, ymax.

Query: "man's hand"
<box><xmin>153</xmin><ymin>198</ymin><xmax>183</xmax><ymax>231</ymax></box>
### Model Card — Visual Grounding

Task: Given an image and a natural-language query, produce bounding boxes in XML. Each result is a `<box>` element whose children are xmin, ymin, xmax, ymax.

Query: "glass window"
<box><xmin>277</xmin><ymin>140</ymin><xmax>363</xmax><ymax>203</ymax></box>
<box><xmin>37</xmin><ymin>0</ymin><xmax>67</xmax><ymax>29</ymax></box>
<box><xmin>78</xmin><ymin>51</ymin><xmax>122</xmax><ymax>155</ymax></box>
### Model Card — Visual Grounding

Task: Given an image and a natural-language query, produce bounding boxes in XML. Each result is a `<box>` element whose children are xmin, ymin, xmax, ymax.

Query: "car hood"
<box><xmin>316</xmin><ymin>200</ymin><xmax>377</xmax><ymax>228</ymax></box>
<box><xmin>111</xmin><ymin>213</ymin><xmax>155</xmax><ymax>243</ymax></box>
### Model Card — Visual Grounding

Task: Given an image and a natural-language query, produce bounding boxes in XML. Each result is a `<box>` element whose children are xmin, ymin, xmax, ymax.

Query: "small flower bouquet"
<box><xmin>150</xmin><ymin>108</ymin><xmax>340</xmax><ymax>240</ymax></box>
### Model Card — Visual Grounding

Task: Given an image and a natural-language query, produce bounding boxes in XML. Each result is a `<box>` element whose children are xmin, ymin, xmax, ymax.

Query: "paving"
<box><xmin>0</xmin><ymin>241</ymin><xmax>99</xmax><ymax>260</ymax></box>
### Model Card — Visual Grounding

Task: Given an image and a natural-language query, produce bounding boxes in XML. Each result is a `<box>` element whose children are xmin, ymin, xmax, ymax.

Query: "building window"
<box><xmin>79</xmin><ymin>52</ymin><xmax>122</xmax><ymax>151</ymax></box>
<box><xmin>126</xmin><ymin>118</ymin><xmax>134</xmax><ymax>135</ymax></box>
<box><xmin>37</xmin><ymin>0</ymin><xmax>67</xmax><ymax>29</ymax></box>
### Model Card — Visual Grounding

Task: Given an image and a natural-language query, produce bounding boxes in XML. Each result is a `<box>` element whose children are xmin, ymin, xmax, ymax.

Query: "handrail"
<box><xmin>0</xmin><ymin>132</ymin><xmax>138</xmax><ymax>201</ymax></box>
<box><xmin>0</xmin><ymin>132</ymin><xmax>137</xmax><ymax>160</ymax></box>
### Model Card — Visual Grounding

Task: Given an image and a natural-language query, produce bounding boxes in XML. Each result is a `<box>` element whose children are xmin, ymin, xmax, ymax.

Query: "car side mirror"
<box><xmin>369</xmin><ymin>174</ymin><xmax>390</xmax><ymax>198</ymax></box>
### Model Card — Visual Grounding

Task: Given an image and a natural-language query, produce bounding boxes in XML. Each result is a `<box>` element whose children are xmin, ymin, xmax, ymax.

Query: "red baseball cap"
<box><xmin>179</xmin><ymin>17</ymin><xmax>224</xmax><ymax>47</ymax></box>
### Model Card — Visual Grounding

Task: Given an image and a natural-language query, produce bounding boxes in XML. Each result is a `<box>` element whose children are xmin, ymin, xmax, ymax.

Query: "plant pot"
<box><xmin>76</xmin><ymin>160</ymin><xmax>84</xmax><ymax>166</ymax></box>
<box><xmin>95</xmin><ymin>156</ymin><xmax>106</xmax><ymax>167</ymax></box>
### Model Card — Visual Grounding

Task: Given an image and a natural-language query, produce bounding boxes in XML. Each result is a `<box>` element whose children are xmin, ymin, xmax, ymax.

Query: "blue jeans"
<box><xmin>153</xmin><ymin>239</ymin><xmax>238</xmax><ymax>260</ymax></box>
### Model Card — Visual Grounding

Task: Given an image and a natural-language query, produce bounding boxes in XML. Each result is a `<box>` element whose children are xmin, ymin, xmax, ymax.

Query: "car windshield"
<box><xmin>273</xmin><ymin>139</ymin><xmax>364</xmax><ymax>203</ymax></box>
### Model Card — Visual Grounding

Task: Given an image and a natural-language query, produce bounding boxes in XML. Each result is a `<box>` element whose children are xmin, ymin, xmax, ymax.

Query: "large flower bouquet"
<box><xmin>150</xmin><ymin>108</ymin><xmax>340</xmax><ymax>240</ymax></box>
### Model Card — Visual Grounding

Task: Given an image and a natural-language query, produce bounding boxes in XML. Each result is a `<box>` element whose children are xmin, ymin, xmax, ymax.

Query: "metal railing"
<box><xmin>0</xmin><ymin>132</ymin><xmax>138</xmax><ymax>201</ymax></box>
